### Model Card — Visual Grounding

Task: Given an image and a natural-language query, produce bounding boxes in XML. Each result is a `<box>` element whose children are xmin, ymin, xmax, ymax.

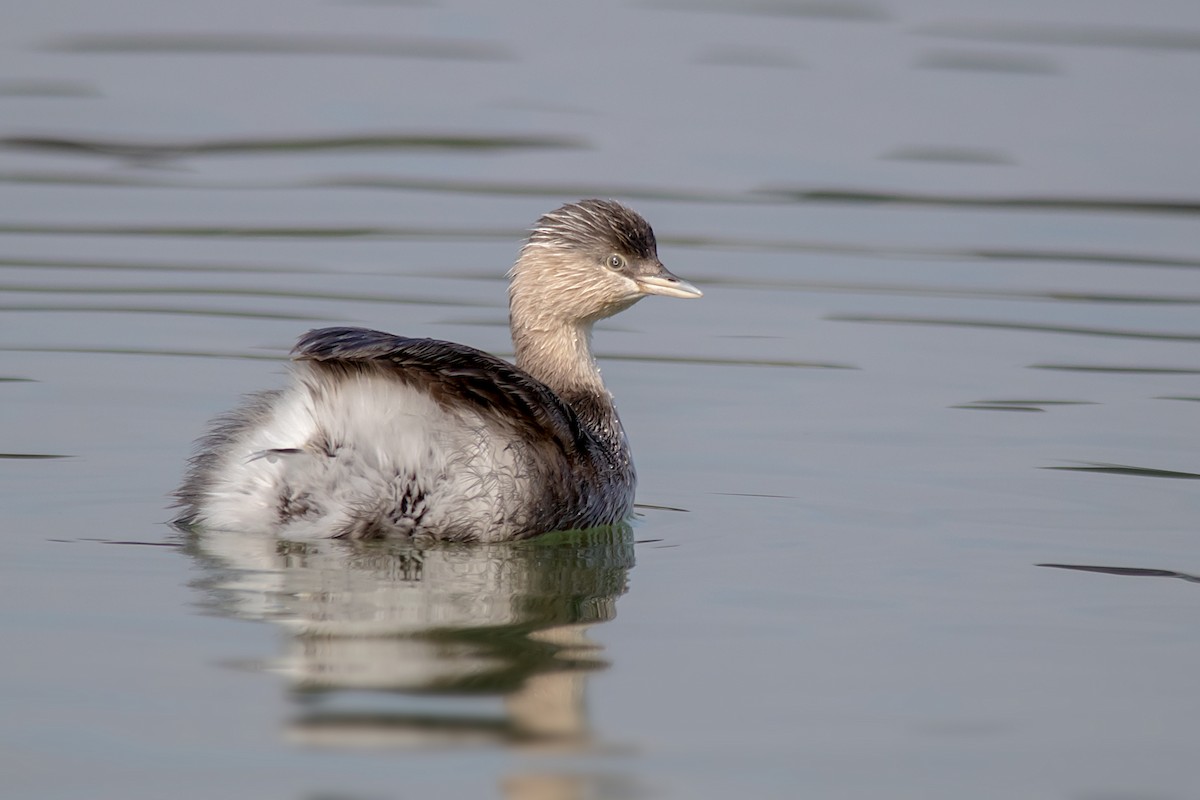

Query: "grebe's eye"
<box><xmin>607</xmin><ymin>254</ymin><xmax>625</xmax><ymax>270</ymax></box>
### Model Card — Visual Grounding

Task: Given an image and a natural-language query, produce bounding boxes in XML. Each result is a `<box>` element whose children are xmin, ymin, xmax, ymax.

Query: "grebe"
<box><xmin>174</xmin><ymin>200</ymin><xmax>701</xmax><ymax>541</ymax></box>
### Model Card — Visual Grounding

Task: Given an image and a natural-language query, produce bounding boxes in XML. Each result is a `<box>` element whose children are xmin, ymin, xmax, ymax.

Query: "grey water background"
<box><xmin>3</xmin><ymin>0</ymin><xmax>1199</xmax><ymax>797</ymax></box>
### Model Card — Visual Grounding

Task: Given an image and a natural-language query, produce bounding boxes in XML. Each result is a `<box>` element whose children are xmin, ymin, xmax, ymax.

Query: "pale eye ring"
<box><xmin>607</xmin><ymin>254</ymin><xmax>625</xmax><ymax>270</ymax></box>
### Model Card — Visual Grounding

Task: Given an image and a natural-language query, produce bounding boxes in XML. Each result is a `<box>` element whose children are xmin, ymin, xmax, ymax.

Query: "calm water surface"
<box><xmin>3</xmin><ymin>1</ymin><xmax>1199</xmax><ymax>798</ymax></box>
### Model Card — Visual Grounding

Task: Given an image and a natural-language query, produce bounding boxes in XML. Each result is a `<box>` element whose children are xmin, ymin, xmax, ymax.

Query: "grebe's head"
<box><xmin>509</xmin><ymin>199</ymin><xmax>701</xmax><ymax>328</ymax></box>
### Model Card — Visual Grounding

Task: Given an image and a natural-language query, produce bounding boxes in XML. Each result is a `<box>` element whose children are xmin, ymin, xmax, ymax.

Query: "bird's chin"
<box><xmin>586</xmin><ymin>294</ymin><xmax>643</xmax><ymax>322</ymax></box>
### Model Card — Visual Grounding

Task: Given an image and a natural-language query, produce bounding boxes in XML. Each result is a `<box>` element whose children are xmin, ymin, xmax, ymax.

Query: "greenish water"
<box><xmin>3</xmin><ymin>1</ymin><xmax>1199</xmax><ymax>798</ymax></box>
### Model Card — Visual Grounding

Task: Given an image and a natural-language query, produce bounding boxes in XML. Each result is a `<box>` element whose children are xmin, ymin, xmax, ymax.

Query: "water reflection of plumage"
<box><xmin>187</xmin><ymin>524</ymin><xmax>634</xmax><ymax>747</ymax></box>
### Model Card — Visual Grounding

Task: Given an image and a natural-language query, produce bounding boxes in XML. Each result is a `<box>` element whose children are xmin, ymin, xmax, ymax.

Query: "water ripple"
<box><xmin>0</xmin><ymin>172</ymin><xmax>186</xmax><ymax>188</ymax></box>
<box><xmin>764</xmin><ymin>188</ymin><xmax>1200</xmax><ymax>217</ymax></box>
<box><xmin>0</xmin><ymin>132</ymin><xmax>581</xmax><ymax>161</ymax></box>
<box><xmin>0</xmin><ymin>452</ymin><xmax>71</xmax><ymax>459</ymax></box>
<box><xmin>829</xmin><ymin>314</ymin><xmax>1200</xmax><ymax>343</ymax></box>
<box><xmin>880</xmin><ymin>146</ymin><xmax>1016</xmax><ymax>165</ymax></box>
<box><xmin>0</xmin><ymin>79</ymin><xmax>100</xmax><ymax>97</ymax></box>
<box><xmin>0</xmin><ymin>170</ymin><xmax>754</xmax><ymax>205</ymax></box>
<box><xmin>1038</xmin><ymin>564</ymin><xmax>1200</xmax><ymax>583</ymax></box>
<box><xmin>693</xmin><ymin>45</ymin><xmax>804</xmax><ymax>69</ymax></box>
<box><xmin>918</xmin><ymin>20</ymin><xmax>1200</xmax><ymax>53</ymax></box>
<box><xmin>0</xmin><ymin>283</ymin><xmax>488</xmax><ymax>307</ymax></box>
<box><xmin>0</xmin><ymin>345</ymin><xmax>283</xmax><ymax>360</ymax></box>
<box><xmin>0</xmin><ymin>222</ymin><xmax>514</xmax><ymax>239</ymax></box>
<box><xmin>0</xmin><ymin>304</ymin><xmax>332</xmax><ymax>321</ymax></box>
<box><xmin>45</xmin><ymin>32</ymin><xmax>513</xmax><ymax>61</ymax></box>
<box><xmin>1031</xmin><ymin>364</ymin><xmax>1200</xmax><ymax>375</ymax></box>
<box><xmin>0</xmin><ymin>256</ymin><xmax>321</xmax><ymax>275</ymax></box>
<box><xmin>952</xmin><ymin>399</ymin><xmax>1095</xmax><ymax>412</ymax></box>
<box><xmin>1044</xmin><ymin>462</ymin><xmax>1200</xmax><ymax>480</ymax></box>
<box><xmin>304</xmin><ymin>175</ymin><xmax>749</xmax><ymax>203</ymax></box>
<box><xmin>600</xmin><ymin>352</ymin><xmax>855</xmax><ymax>369</ymax></box>
<box><xmin>913</xmin><ymin>49</ymin><xmax>1058</xmax><ymax>75</ymax></box>
<box><xmin>700</xmin><ymin>277</ymin><xmax>1200</xmax><ymax>305</ymax></box>
<box><xmin>644</xmin><ymin>0</ymin><xmax>889</xmax><ymax>21</ymax></box>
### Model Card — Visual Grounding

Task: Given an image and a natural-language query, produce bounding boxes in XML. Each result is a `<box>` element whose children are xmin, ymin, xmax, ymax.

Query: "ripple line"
<box><xmin>644</xmin><ymin>0</ymin><xmax>889</xmax><ymax>21</ymax></box>
<box><xmin>1038</xmin><ymin>564</ymin><xmax>1200</xmax><ymax>583</ymax></box>
<box><xmin>918</xmin><ymin>21</ymin><xmax>1200</xmax><ymax>53</ymax></box>
<box><xmin>46</xmin><ymin>32</ymin><xmax>514</xmax><ymax>61</ymax></box>
<box><xmin>0</xmin><ymin>345</ymin><xmax>283</xmax><ymax>361</ymax></box>
<box><xmin>600</xmin><ymin>352</ymin><xmax>856</xmax><ymax>369</ymax></box>
<box><xmin>0</xmin><ymin>283</ymin><xmax>489</xmax><ymax>307</ymax></box>
<box><xmin>698</xmin><ymin>277</ymin><xmax>1200</xmax><ymax>305</ymax></box>
<box><xmin>1044</xmin><ymin>462</ymin><xmax>1200</xmax><ymax>480</ymax></box>
<box><xmin>0</xmin><ymin>452</ymin><xmax>71</xmax><ymax>459</ymax></box>
<box><xmin>765</xmin><ymin>188</ymin><xmax>1200</xmax><ymax>216</ymax></box>
<box><xmin>0</xmin><ymin>304</ymin><xmax>333</xmax><ymax>321</ymax></box>
<box><xmin>0</xmin><ymin>169</ymin><xmax>752</xmax><ymax>205</ymax></box>
<box><xmin>0</xmin><ymin>256</ymin><xmax>321</xmax><ymax>274</ymax></box>
<box><xmin>830</xmin><ymin>314</ymin><xmax>1200</xmax><ymax>342</ymax></box>
<box><xmin>1030</xmin><ymin>364</ymin><xmax>1200</xmax><ymax>374</ymax></box>
<box><xmin>0</xmin><ymin>131</ymin><xmax>579</xmax><ymax>160</ymax></box>
<box><xmin>0</xmin><ymin>223</ymin><xmax>517</xmax><ymax>240</ymax></box>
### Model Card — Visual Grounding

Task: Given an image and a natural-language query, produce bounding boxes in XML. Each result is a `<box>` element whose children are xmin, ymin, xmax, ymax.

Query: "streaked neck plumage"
<box><xmin>511</xmin><ymin>314</ymin><xmax>604</xmax><ymax>400</ymax></box>
<box><xmin>508</xmin><ymin>248</ymin><xmax>635</xmax><ymax>444</ymax></box>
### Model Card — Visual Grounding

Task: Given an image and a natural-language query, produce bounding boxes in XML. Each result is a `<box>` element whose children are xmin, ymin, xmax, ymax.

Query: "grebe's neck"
<box><xmin>511</xmin><ymin>315</ymin><xmax>608</xmax><ymax>404</ymax></box>
<box><xmin>506</xmin><ymin>244</ymin><xmax>638</xmax><ymax>447</ymax></box>
<box><xmin>512</xmin><ymin>316</ymin><xmax>631</xmax><ymax>466</ymax></box>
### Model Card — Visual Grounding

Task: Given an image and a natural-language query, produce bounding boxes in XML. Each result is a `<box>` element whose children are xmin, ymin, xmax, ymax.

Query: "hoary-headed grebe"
<box><xmin>174</xmin><ymin>200</ymin><xmax>701</xmax><ymax>541</ymax></box>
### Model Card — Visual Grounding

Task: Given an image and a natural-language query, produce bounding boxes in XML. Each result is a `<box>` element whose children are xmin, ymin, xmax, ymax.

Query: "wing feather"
<box><xmin>291</xmin><ymin>327</ymin><xmax>587</xmax><ymax>453</ymax></box>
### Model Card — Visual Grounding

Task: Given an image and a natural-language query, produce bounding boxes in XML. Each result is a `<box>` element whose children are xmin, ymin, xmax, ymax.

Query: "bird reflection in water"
<box><xmin>185</xmin><ymin>524</ymin><xmax>634</xmax><ymax>751</ymax></box>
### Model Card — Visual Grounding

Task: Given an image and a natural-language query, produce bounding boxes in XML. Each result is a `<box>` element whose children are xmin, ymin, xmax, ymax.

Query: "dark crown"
<box><xmin>527</xmin><ymin>199</ymin><xmax>658</xmax><ymax>259</ymax></box>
